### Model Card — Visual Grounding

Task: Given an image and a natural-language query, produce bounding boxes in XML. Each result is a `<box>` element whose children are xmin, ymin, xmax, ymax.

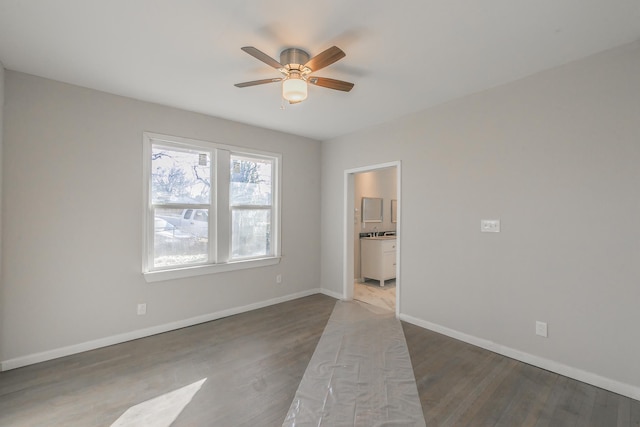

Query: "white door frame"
<box><xmin>343</xmin><ymin>161</ymin><xmax>401</xmax><ymax>317</ymax></box>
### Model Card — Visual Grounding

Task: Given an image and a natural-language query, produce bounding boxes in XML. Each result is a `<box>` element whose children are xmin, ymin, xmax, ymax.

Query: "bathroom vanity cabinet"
<box><xmin>360</xmin><ymin>237</ymin><xmax>396</xmax><ymax>287</ymax></box>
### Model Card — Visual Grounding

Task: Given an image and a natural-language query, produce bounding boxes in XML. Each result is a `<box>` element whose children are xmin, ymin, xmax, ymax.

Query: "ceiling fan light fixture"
<box><xmin>236</xmin><ymin>46</ymin><xmax>353</xmax><ymax>103</ymax></box>
<box><xmin>282</xmin><ymin>73</ymin><xmax>307</xmax><ymax>102</ymax></box>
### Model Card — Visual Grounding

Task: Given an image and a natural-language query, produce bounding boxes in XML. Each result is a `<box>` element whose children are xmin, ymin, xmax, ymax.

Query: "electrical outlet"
<box><xmin>137</xmin><ymin>303</ymin><xmax>147</xmax><ymax>315</ymax></box>
<box><xmin>276</xmin><ymin>274</ymin><xmax>282</xmax><ymax>284</ymax></box>
<box><xmin>535</xmin><ymin>321</ymin><xmax>548</xmax><ymax>337</ymax></box>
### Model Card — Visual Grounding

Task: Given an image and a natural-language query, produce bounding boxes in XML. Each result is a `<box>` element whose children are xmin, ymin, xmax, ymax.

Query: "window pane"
<box><xmin>153</xmin><ymin>208</ymin><xmax>208</xmax><ymax>268</ymax></box>
<box><xmin>231</xmin><ymin>209</ymin><xmax>271</xmax><ymax>259</ymax></box>
<box><xmin>230</xmin><ymin>156</ymin><xmax>272</xmax><ymax>206</ymax></box>
<box><xmin>152</xmin><ymin>145</ymin><xmax>211</xmax><ymax>204</ymax></box>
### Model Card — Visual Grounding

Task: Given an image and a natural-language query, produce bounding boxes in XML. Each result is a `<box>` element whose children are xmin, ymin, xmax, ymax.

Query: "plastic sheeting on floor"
<box><xmin>283</xmin><ymin>300</ymin><xmax>426</xmax><ymax>426</ymax></box>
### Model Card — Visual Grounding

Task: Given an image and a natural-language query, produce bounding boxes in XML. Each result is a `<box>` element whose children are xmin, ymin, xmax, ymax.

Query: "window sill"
<box><xmin>143</xmin><ymin>257</ymin><xmax>281</xmax><ymax>283</ymax></box>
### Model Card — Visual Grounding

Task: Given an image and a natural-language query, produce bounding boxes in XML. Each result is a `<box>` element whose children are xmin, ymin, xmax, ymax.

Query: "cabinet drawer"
<box><xmin>382</xmin><ymin>240</ymin><xmax>396</xmax><ymax>252</ymax></box>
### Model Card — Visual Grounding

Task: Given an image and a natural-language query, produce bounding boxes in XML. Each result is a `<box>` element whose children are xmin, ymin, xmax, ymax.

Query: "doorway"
<box><xmin>343</xmin><ymin>161</ymin><xmax>401</xmax><ymax>317</ymax></box>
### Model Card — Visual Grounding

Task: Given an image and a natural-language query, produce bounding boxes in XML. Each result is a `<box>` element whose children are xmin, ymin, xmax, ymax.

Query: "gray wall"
<box><xmin>1</xmin><ymin>71</ymin><xmax>321</xmax><ymax>365</ymax></box>
<box><xmin>321</xmin><ymin>41</ymin><xmax>640</xmax><ymax>396</ymax></box>
<box><xmin>355</xmin><ymin>168</ymin><xmax>397</xmax><ymax>235</ymax></box>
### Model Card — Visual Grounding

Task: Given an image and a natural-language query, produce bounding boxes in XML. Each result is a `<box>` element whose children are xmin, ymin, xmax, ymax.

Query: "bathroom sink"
<box><xmin>363</xmin><ymin>235</ymin><xmax>396</xmax><ymax>240</ymax></box>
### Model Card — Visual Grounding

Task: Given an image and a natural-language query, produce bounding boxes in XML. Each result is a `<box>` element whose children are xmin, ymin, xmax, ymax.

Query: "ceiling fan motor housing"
<box><xmin>280</xmin><ymin>48</ymin><xmax>310</xmax><ymax>70</ymax></box>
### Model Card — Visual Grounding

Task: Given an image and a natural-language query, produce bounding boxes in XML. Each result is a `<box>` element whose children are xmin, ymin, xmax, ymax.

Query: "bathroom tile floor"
<box><xmin>354</xmin><ymin>279</ymin><xmax>396</xmax><ymax>312</ymax></box>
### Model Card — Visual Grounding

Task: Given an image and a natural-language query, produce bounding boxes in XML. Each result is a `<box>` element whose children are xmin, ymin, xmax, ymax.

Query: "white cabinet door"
<box><xmin>360</xmin><ymin>238</ymin><xmax>396</xmax><ymax>286</ymax></box>
<box><xmin>383</xmin><ymin>251</ymin><xmax>396</xmax><ymax>279</ymax></box>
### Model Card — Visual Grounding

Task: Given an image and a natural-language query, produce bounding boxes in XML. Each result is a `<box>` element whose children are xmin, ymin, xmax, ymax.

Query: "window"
<box><xmin>143</xmin><ymin>133</ymin><xmax>280</xmax><ymax>281</ymax></box>
<box><xmin>230</xmin><ymin>155</ymin><xmax>273</xmax><ymax>259</ymax></box>
<box><xmin>149</xmin><ymin>144</ymin><xmax>212</xmax><ymax>269</ymax></box>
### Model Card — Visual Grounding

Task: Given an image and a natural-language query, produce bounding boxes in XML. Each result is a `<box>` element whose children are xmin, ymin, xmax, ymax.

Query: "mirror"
<box><xmin>362</xmin><ymin>197</ymin><xmax>383</xmax><ymax>223</ymax></box>
<box><xmin>391</xmin><ymin>199</ymin><xmax>397</xmax><ymax>223</ymax></box>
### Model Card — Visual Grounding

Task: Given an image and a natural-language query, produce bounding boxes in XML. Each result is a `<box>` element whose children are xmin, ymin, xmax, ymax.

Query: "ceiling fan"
<box><xmin>234</xmin><ymin>46</ymin><xmax>354</xmax><ymax>104</ymax></box>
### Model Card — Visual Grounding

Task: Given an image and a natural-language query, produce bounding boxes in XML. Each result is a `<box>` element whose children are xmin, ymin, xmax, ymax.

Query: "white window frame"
<box><xmin>142</xmin><ymin>132</ymin><xmax>281</xmax><ymax>282</ymax></box>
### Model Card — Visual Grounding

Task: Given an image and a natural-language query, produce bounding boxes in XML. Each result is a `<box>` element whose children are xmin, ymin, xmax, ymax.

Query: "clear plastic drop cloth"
<box><xmin>283</xmin><ymin>300</ymin><xmax>426</xmax><ymax>426</ymax></box>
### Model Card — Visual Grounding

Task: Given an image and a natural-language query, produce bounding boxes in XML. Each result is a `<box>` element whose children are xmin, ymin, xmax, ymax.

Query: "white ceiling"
<box><xmin>1</xmin><ymin>1</ymin><xmax>639</xmax><ymax>141</ymax></box>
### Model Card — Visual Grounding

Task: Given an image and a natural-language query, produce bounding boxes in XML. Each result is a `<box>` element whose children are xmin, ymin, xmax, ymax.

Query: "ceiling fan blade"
<box><xmin>240</xmin><ymin>46</ymin><xmax>283</xmax><ymax>69</ymax></box>
<box><xmin>234</xmin><ymin>78</ymin><xmax>282</xmax><ymax>88</ymax></box>
<box><xmin>304</xmin><ymin>46</ymin><xmax>345</xmax><ymax>72</ymax></box>
<box><xmin>308</xmin><ymin>77</ymin><xmax>354</xmax><ymax>92</ymax></box>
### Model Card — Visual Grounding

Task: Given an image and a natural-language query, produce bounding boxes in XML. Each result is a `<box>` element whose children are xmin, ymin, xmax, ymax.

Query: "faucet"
<box><xmin>373</xmin><ymin>226</ymin><xmax>378</xmax><ymax>237</ymax></box>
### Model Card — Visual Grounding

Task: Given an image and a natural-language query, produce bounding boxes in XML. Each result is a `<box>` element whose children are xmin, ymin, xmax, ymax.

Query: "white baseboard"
<box><xmin>0</xmin><ymin>288</ymin><xmax>322</xmax><ymax>372</ymax></box>
<box><xmin>318</xmin><ymin>288</ymin><xmax>343</xmax><ymax>300</ymax></box>
<box><xmin>399</xmin><ymin>313</ymin><xmax>640</xmax><ymax>401</ymax></box>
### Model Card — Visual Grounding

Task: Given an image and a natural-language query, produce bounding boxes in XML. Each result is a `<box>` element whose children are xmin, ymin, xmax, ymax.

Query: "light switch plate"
<box><xmin>481</xmin><ymin>219</ymin><xmax>500</xmax><ymax>232</ymax></box>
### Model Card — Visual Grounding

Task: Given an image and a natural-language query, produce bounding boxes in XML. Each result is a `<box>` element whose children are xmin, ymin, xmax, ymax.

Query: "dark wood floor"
<box><xmin>402</xmin><ymin>321</ymin><xmax>640</xmax><ymax>426</ymax></box>
<box><xmin>0</xmin><ymin>294</ymin><xmax>638</xmax><ymax>426</ymax></box>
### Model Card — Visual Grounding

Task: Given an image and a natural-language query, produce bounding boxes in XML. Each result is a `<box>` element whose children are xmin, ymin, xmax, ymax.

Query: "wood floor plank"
<box><xmin>589</xmin><ymin>387</ymin><xmax>620</xmax><ymax>426</ymax></box>
<box><xmin>618</xmin><ymin>397</ymin><xmax>632</xmax><ymax>427</ymax></box>
<box><xmin>445</xmin><ymin>358</ymin><xmax>517</xmax><ymax>425</ymax></box>
<box><xmin>502</xmin><ymin>363</ymin><xmax>558</xmax><ymax>427</ymax></box>
<box><xmin>630</xmin><ymin>397</ymin><xmax>640</xmax><ymax>426</ymax></box>
<box><xmin>573</xmin><ymin>380</ymin><xmax>598</xmax><ymax>426</ymax></box>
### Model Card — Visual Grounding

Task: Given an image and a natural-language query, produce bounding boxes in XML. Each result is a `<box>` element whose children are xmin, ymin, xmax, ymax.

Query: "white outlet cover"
<box><xmin>481</xmin><ymin>219</ymin><xmax>500</xmax><ymax>232</ymax></box>
<box><xmin>137</xmin><ymin>303</ymin><xmax>147</xmax><ymax>315</ymax></box>
<box><xmin>535</xmin><ymin>321</ymin><xmax>548</xmax><ymax>337</ymax></box>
